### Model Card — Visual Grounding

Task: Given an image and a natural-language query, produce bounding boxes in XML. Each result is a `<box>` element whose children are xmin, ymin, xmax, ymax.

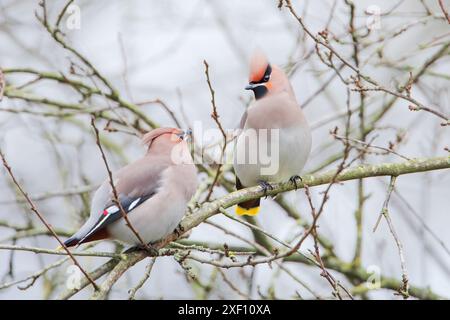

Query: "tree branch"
<box><xmin>85</xmin><ymin>156</ymin><xmax>449</xmax><ymax>299</ymax></box>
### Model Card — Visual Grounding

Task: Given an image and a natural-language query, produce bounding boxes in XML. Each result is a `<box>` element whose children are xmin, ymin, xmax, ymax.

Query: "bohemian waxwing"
<box><xmin>233</xmin><ymin>51</ymin><xmax>312</xmax><ymax>216</ymax></box>
<box><xmin>63</xmin><ymin>128</ymin><xmax>197</xmax><ymax>247</ymax></box>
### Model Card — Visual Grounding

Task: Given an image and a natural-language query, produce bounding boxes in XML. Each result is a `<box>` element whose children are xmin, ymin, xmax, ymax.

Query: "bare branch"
<box><xmin>0</xmin><ymin>151</ymin><xmax>98</xmax><ymax>290</ymax></box>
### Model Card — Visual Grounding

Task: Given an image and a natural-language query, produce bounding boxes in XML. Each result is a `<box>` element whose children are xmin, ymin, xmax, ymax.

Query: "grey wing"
<box><xmin>64</xmin><ymin>158</ymin><xmax>167</xmax><ymax>246</ymax></box>
<box><xmin>95</xmin><ymin>156</ymin><xmax>168</xmax><ymax>216</ymax></box>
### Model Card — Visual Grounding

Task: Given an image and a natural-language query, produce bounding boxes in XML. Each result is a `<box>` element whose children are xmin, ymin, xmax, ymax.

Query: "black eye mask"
<box><xmin>249</xmin><ymin>64</ymin><xmax>272</xmax><ymax>85</ymax></box>
<box><xmin>261</xmin><ymin>64</ymin><xmax>272</xmax><ymax>83</ymax></box>
<box><xmin>246</xmin><ymin>64</ymin><xmax>272</xmax><ymax>100</ymax></box>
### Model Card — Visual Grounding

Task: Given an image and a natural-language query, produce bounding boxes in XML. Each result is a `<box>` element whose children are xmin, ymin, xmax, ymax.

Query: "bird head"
<box><xmin>246</xmin><ymin>50</ymin><xmax>293</xmax><ymax>100</ymax></box>
<box><xmin>142</xmin><ymin>127</ymin><xmax>192</xmax><ymax>151</ymax></box>
<box><xmin>142</xmin><ymin>127</ymin><xmax>194</xmax><ymax>164</ymax></box>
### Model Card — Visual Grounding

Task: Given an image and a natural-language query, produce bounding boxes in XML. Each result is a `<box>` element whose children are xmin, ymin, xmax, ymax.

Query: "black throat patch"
<box><xmin>252</xmin><ymin>85</ymin><xmax>268</xmax><ymax>100</ymax></box>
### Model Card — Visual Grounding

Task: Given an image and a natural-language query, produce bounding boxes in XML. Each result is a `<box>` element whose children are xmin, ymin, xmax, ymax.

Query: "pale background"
<box><xmin>0</xmin><ymin>0</ymin><xmax>449</xmax><ymax>299</ymax></box>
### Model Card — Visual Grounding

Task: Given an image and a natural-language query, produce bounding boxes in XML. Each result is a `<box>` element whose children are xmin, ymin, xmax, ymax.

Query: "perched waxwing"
<box><xmin>63</xmin><ymin>128</ymin><xmax>197</xmax><ymax>247</ymax></box>
<box><xmin>233</xmin><ymin>51</ymin><xmax>312</xmax><ymax>216</ymax></box>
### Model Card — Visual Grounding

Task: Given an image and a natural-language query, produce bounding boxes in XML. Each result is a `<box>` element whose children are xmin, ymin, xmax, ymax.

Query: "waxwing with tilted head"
<box><xmin>233</xmin><ymin>50</ymin><xmax>312</xmax><ymax>216</ymax></box>
<box><xmin>63</xmin><ymin>128</ymin><xmax>197</xmax><ymax>247</ymax></box>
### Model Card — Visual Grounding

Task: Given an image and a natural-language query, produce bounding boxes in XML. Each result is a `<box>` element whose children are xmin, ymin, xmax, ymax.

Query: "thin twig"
<box><xmin>0</xmin><ymin>151</ymin><xmax>99</xmax><ymax>290</ymax></box>
<box><xmin>55</xmin><ymin>0</ymin><xmax>75</xmax><ymax>30</ymax></box>
<box><xmin>373</xmin><ymin>176</ymin><xmax>409</xmax><ymax>298</ymax></box>
<box><xmin>135</xmin><ymin>99</ymin><xmax>182</xmax><ymax>128</ymax></box>
<box><xmin>438</xmin><ymin>0</ymin><xmax>450</xmax><ymax>24</ymax></box>
<box><xmin>0</xmin><ymin>244</ymin><xmax>123</xmax><ymax>259</ymax></box>
<box><xmin>128</xmin><ymin>258</ymin><xmax>156</xmax><ymax>299</ymax></box>
<box><xmin>90</xmin><ymin>116</ymin><xmax>151</xmax><ymax>251</ymax></box>
<box><xmin>373</xmin><ymin>176</ymin><xmax>397</xmax><ymax>232</ymax></box>
<box><xmin>203</xmin><ymin>60</ymin><xmax>228</xmax><ymax>201</ymax></box>
<box><xmin>217</xmin><ymin>269</ymin><xmax>251</xmax><ymax>299</ymax></box>
<box><xmin>0</xmin><ymin>257</ymin><xmax>69</xmax><ymax>290</ymax></box>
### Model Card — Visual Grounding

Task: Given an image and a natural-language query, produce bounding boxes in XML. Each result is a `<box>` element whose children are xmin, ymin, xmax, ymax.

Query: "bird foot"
<box><xmin>174</xmin><ymin>224</ymin><xmax>185</xmax><ymax>238</ymax></box>
<box><xmin>136</xmin><ymin>243</ymin><xmax>159</xmax><ymax>256</ymax></box>
<box><xmin>258</xmin><ymin>180</ymin><xmax>274</xmax><ymax>198</ymax></box>
<box><xmin>289</xmin><ymin>175</ymin><xmax>303</xmax><ymax>190</ymax></box>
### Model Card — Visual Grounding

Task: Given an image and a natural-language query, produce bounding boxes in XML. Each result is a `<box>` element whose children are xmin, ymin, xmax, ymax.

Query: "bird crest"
<box><xmin>249</xmin><ymin>49</ymin><xmax>270</xmax><ymax>83</ymax></box>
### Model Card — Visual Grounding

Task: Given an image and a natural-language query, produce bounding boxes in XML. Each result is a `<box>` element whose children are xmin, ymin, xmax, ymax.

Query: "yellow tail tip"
<box><xmin>235</xmin><ymin>206</ymin><xmax>260</xmax><ymax>216</ymax></box>
<box><xmin>55</xmin><ymin>245</ymin><xmax>64</xmax><ymax>251</ymax></box>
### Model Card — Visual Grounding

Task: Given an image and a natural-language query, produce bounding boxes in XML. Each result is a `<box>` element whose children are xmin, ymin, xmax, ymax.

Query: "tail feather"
<box><xmin>54</xmin><ymin>236</ymin><xmax>79</xmax><ymax>251</ymax></box>
<box><xmin>236</xmin><ymin>202</ymin><xmax>260</xmax><ymax>216</ymax></box>
<box><xmin>235</xmin><ymin>177</ymin><xmax>261</xmax><ymax>216</ymax></box>
<box><xmin>63</xmin><ymin>236</ymin><xmax>80</xmax><ymax>248</ymax></box>
<box><xmin>60</xmin><ymin>227</ymin><xmax>109</xmax><ymax>250</ymax></box>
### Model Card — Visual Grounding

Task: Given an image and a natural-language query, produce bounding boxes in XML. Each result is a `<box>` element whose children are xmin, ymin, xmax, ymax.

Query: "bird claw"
<box><xmin>136</xmin><ymin>243</ymin><xmax>159</xmax><ymax>256</ymax></box>
<box><xmin>146</xmin><ymin>245</ymin><xmax>159</xmax><ymax>256</ymax></box>
<box><xmin>289</xmin><ymin>175</ymin><xmax>303</xmax><ymax>190</ymax></box>
<box><xmin>174</xmin><ymin>224</ymin><xmax>185</xmax><ymax>238</ymax></box>
<box><xmin>258</xmin><ymin>180</ymin><xmax>274</xmax><ymax>198</ymax></box>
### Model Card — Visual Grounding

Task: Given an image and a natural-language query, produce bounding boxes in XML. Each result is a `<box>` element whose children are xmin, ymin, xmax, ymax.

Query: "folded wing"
<box><xmin>64</xmin><ymin>157</ymin><xmax>167</xmax><ymax>247</ymax></box>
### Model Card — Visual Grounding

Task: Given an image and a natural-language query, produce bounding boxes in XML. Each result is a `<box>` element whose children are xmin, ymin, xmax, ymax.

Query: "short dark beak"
<box><xmin>245</xmin><ymin>82</ymin><xmax>266</xmax><ymax>90</ymax></box>
<box><xmin>245</xmin><ymin>83</ymin><xmax>257</xmax><ymax>90</ymax></box>
<box><xmin>181</xmin><ymin>129</ymin><xmax>192</xmax><ymax>141</ymax></box>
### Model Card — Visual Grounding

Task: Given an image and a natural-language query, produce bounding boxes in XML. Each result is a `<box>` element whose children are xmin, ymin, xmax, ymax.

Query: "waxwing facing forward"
<box><xmin>233</xmin><ymin>51</ymin><xmax>312</xmax><ymax>216</ymax></box>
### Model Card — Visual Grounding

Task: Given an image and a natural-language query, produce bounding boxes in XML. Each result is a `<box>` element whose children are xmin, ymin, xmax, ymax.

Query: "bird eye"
<box><xmin>262</xmin><ymin>64</ymin><xmax>272</xmax><ymax>82</ymax></box>
<box><xmin>176</xmin><ymin>131</ymin><xmax>187</xmax><ymax>141</ymax></box>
